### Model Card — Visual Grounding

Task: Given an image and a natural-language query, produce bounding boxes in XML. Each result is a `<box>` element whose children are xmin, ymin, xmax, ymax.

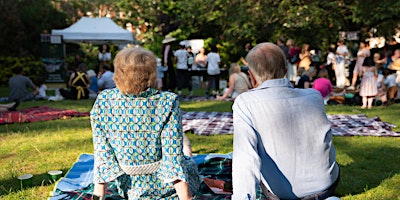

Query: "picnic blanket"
<box><xmin>180</xmin><ymin>96</ymin><xmax>234</xmax><ymax>102</ymax></box>
<box><xmin>49</xmin><ymin>153</ymin><xmax>267</xmax><ymax>200</ymax></box>
<box><xmin>182</xmin><ymin>112</ymin><xmax>400</xmax><ymax>136</ymax></box>
<box><xmin>0</xmin><ymin>106</ymin><xmax>89</xmax><ymax>124</ymax></box>
<box><xmin>182</xmin><ymin>112</ymin><xmax>234</xmax><ymax>135</ymax></box>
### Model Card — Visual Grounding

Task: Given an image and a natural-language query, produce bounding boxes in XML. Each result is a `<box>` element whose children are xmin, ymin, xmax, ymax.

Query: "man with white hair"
<box><xmin>232</xmin><ymin>43</ymin><xmax>340</xmax><ymax>200</ymax></box>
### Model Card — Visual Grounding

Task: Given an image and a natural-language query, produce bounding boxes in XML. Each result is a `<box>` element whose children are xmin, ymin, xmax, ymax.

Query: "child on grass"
<box><xmin>35</xmin><ymin>78</ymin><xmax>48</xmax><ymax>100</ymax></box>
<box><xmin>359</xmin><ymin>57</ymin><xmax>378</xmax><ymax>109</ymax></box>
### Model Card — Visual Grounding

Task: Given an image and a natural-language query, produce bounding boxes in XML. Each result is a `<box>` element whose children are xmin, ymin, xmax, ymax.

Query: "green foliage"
<box><xmin>0</xmin><ymin>57</ymin><xmax>44</xmax><ymax>86</ymax></box>
<box><xmin>0</xmin><ymin>0</ymin><xmax>67</xmax><ymax>57</ymax></box>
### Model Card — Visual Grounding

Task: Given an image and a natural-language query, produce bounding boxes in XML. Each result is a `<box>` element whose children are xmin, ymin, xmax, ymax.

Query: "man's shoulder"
<box><xmin>235</xmin><ymin>87</ymin><xmax>321</xmax><ymax>104</ymax></box>
<box><xmin>10</xmin><ymin>75</ymin><xmax>30</xmax><ymax>82</ymax></box>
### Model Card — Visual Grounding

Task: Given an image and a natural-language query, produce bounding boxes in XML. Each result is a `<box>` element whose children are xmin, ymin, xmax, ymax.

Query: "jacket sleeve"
<box><xmin>231</xmin><ymin>98</ymin><xmax>262</xmax><ymax>200</ymax></box>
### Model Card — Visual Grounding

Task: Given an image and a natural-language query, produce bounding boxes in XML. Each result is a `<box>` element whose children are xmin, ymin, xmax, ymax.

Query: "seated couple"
<box><xmin>91</xmin><ymin>45</ymin><xmax>339</xmax><ymax>200</ymax></box>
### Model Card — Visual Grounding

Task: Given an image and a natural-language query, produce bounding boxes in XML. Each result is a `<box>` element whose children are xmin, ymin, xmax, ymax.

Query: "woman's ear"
<box><xmin>248</xmin><ymin>70</ymin><xmax>259</xmax><ymax>88</ymax></box>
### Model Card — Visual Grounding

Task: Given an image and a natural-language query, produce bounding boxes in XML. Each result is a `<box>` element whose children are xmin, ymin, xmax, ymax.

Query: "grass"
<box><xmin>0</xmin><ymin>88</ymin><xmax>399</xmax><ymax>199</ymax></box>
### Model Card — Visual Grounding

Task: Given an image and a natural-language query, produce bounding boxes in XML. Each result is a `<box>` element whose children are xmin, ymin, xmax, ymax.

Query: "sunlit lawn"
<box><xmin>0</xmin><ymin>87</ymin><xmax>399</xmax><ymax>199</ymax></box>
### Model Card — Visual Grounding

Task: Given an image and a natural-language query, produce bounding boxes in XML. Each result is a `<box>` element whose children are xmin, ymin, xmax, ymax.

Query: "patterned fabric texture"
<box><xmin>49</xmin><ymin>154</ymin><xmax>268</xmax><ymax>200</ymax></box>
<box><xmin>90</xmin><ymin>88</ymin><xmax>200</xmax><ymax>199</ymax></box>
<box><xmin>182</xmin><ymin>112</ymin><xmax>400</xmax><ymax>137</ymax></box>
<box><xmin>182</xmin><ymin>112</ymin><xmax>234</xmax><ymax>135</ymax></box>
<box><xmin>0</xmin><ymin>106</ymin><xmax>89</xmax><ymax>124</ymax></box>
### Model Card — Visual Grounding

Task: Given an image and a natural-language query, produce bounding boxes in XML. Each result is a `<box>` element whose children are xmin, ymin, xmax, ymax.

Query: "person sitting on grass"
<box><xmin>382</xmin><ymin>68</ymin><xmax>398</xmax><ymax>105</ymax></box>
<box><xmin>232</xmin><ymin>43</ymin><xmax>340</xmax><ymax>200</ymax></box>
<box><xmin>91</xmin><ymin>47</ymin><xmax>199</xmax><ymax>200</ymax></box>
<box><xmin>97</xmin><ymin>65</ymin><xmax>116</xmax><ymax>91</ymax></box>
<box><xmin>217</xmin><ymin>63</ymin><xmax>251</xmax><ymax>101</ymax></box>
<box><xmin>59</xmin><ymin>63</ymin><xmax>90</xmax><ymax>100</ymax></box>
<box><xmin>8</xmin><ymin>66</ymin><xmax>38</xmax><ymax>102</ymax></box>
<box><xmin>313</xmin><ymin>68</ymin><xmax>333</xmax><ymax>105</ymax></box>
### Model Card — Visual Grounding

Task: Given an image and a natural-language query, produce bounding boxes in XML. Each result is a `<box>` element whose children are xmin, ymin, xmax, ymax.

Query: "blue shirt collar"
<box><xmin>252</xmin><ymin>78</ymin><xmax>293</xmax><ymax>91</ymax></box>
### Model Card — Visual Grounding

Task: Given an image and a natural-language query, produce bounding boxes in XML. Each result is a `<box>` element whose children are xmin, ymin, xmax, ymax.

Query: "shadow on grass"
<box><xmin>333</xmin><ymin>136</ymin><xmax>400</xmax><ymax>196</ymax></box>
<box><xmin>0</xmin><ymin>138</ymin><xmax>94</xmax><ymax>196</ymax></box>
<box><xmin>0</xmin><ymin>167</ymin><xmax>70</xmax><ymax>196</ymax></box>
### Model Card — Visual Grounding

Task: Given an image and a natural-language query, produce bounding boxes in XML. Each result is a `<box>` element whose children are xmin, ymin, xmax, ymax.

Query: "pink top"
<box><xmin>313</xmin><ymin>78</ymin><xmax>332</xmax><ymax>98</ymax></box>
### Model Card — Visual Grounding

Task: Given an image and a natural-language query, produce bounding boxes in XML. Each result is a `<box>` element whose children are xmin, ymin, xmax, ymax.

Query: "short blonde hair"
<box><xmin>113</xmin><ymin>47</ymin><xmax>157</xmax><ymax>95</ymax></box>
<box><xmin>229</xmin><ymin>63</ymin><xmax>241</xmax><ymax>75</ymax></box>
<box><xmin>246</xmin><ymin>42</ymin><xmax>287</xmax><ymax>83</ymax></box>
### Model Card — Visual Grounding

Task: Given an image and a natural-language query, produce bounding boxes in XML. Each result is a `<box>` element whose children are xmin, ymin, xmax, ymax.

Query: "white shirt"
<box><xmin>206</xmin><ymin>52</ymin><xmax>221</xmax><ymax>75</ymax></box>
<box><xmin>174</xmin><ymin>49</ymin><xmax>188</xmax><ymax>70</ymax></box>
<box><xmin>37</xmin><ymin>84</ymin><xmax>47</xmax><ymax>98</ymax></box>
<box><xmin>336</xmin><ymin>45</ymin><xmax>348</xmax><ymax>64</ymax></box>
<box><xmin>326</xmin><ymin>52</ymin><xmax>335</xmax><ymax>65</ymax></box>
<box><xmin>98</xmin><ymin>52</ymin><xmax>111</xmax><ymax>61</ymax></box>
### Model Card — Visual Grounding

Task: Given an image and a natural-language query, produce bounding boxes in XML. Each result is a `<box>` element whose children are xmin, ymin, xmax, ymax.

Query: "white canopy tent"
<box><xmin>51</xmin><ymin>17</ymin><xmax>135</xmax><ymax>44</ymax></box>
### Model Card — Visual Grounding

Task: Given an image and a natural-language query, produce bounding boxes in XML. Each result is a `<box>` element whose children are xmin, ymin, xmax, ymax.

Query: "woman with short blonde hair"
<box><xmin>91</xmin><ymin>47</ymin><xmax>199</xmax><ymax>200</ymax></box>
<box><xmin>113</xmin><ymin>48</ymin><xmax>157</xmax><ymax>95</ymax></box>
<box><xmin>217</xmin><ymin>63</ymin><xmax>251</xmax><ymax>100</ymax></box>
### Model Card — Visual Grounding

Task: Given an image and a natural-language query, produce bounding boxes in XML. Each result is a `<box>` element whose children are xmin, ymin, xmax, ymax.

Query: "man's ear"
<box><xmin>248</xmin><ymin>70</ymin><xmax>258</xmax><ymax>88</ymax></box>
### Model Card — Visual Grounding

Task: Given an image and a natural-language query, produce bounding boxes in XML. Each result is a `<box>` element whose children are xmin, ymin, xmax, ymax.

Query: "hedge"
<box><xmin>0</xmin><ymin>56</ymin><xmax>45</xmax><ymax>86</ymax></box>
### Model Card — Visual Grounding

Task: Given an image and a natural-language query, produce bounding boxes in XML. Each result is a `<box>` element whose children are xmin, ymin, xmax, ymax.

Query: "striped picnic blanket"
<box><xmin>182</xmin><ymin>112</ymin><xmax>400</xmax><ymax>136</ymax></box>
<box><xmin>0</xmin><ymin>106</ymin><xmax>89</xmax><ymax>124</ymax></box>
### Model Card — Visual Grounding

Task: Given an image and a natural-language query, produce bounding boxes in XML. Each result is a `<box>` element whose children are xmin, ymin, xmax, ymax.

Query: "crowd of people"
<box><xmin>3</xmin><ymin>35</ymin><xmax>400</xmax><ymax>199</ymax></box>
<box><xmin>283</xmin><ymin>38</ymin><xmax>400</xmax><ymax>108</ymax></box>
<box><xmin>2</xmin><ymin>36</ymin><xmax>400</xmax><ymax>110</ymax></box>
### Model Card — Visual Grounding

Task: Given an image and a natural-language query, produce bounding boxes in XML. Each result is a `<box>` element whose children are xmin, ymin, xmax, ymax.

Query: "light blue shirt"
<box><xmin>232</xmin><ymin>78</ymin><xmax>339</xmax><ymax>200</ymax></box>
<box><xmin>98</xmin><ymin>70</ymin><xmax>116</xmax><ymax>90</ymax></box>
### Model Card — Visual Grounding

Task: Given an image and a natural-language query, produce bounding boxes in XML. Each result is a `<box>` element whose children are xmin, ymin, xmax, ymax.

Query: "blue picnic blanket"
<box><xmin>49</xmin><ymin>153</ymin><xmax>258</xmax><ymax>200</ymax></box>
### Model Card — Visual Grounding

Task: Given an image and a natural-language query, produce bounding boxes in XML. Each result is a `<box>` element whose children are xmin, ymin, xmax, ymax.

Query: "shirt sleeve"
<box><xmin>91</xmin><ymin>96</ymin><xmax>124</xmax><ymax>183</ymax></box>
<box><xmin>26</xmin><ymin>77</ymin><xmax>35</xmax><ymax>88</ymax></box>
<box><xmin>159</xmin><ymin>97</ymin><xmax>187</xmax><ymax>184</ymax></box>
<box><xmin>232</xmin><ymin>98</ymin><xmax>262</xmax><ymax>200</ymax></box>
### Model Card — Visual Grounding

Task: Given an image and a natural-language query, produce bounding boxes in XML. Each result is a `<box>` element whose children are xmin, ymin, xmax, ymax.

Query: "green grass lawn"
<box><xmin>0</xmin><ymin>88</ymin><xmax>399</xmax><ymax>199</ymax></box>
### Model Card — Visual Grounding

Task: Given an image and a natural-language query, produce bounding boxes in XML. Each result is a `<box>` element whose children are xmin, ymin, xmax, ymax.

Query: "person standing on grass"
<box><xmin>232</xmin><ymin>43</ymin><xmax>340</xmax><ymax>200</ymax></box>
<box><xmin>359</xmin><ymin>57</ymin><xmax>378</xmax><ymax>109</ymax></box>
<box><xmin>335</xmin><ymin>39</ymin><xmax>349</xmax><ymax>88</ymax></box>
<box><xmin>348</xmin><ymin>41</ymin><xmax>370</xmax><ymax>90</ymax></box>
<box><xmin>205</xmin><ymin>45</ymin><xmax>221</xmax><ymax>97</ymax></box>
<box><xmin>91</xmin><ymin>47</ymin><xmax>199</xmax><ymax>200</ymax></box>
<box><xmin>174</xmin><ymin>43</ymin><xmax>193</xmax><ymax>96</ymax></box>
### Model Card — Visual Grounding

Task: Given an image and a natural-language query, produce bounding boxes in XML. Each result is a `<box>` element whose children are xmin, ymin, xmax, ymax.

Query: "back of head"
<box><xmin>382</xmin><ymin>68</ymin><xmax>391</xmax><ymax>76</ymax></box>
<box><xmin>210</xmin><ymin>45</ymin><xmax>218</xmax><ymax>53</ymax></box>
<box><xmin>13</xmin><ymin>66</ymin><xmax>24</xmax><ymax>74</ymax></box>
<box><xmin>362</xmin><ymin>57</ymin><xmax>375</xmax><ymax>67</ymax></box>
<box><xmin>246</xmin><ymin>42</ymin><xmax>287</xmax><ymax>83</ymax></box>
<box><xmin>318</xmin><ymin>68</ymin><xmax>329</xmax><ymax>78</ymax></box>
<box><xmin>101</xmin><ymin>65</ymin><xmax>111</xmax><ymax>71</ymax></box>
<box><xmin>113</xmin><ymin>47</ymin><xmax>157</xmax><ymax>95</ymax></box>
<box><xmin>77</xmin><ymin>63</ymin><xmax>87</xmax><ymax>72</ymax></box>
<box><xmin>229</xmin><ymin>63</ymin><xmax>241</xmax><ymax>75</ymax></box>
